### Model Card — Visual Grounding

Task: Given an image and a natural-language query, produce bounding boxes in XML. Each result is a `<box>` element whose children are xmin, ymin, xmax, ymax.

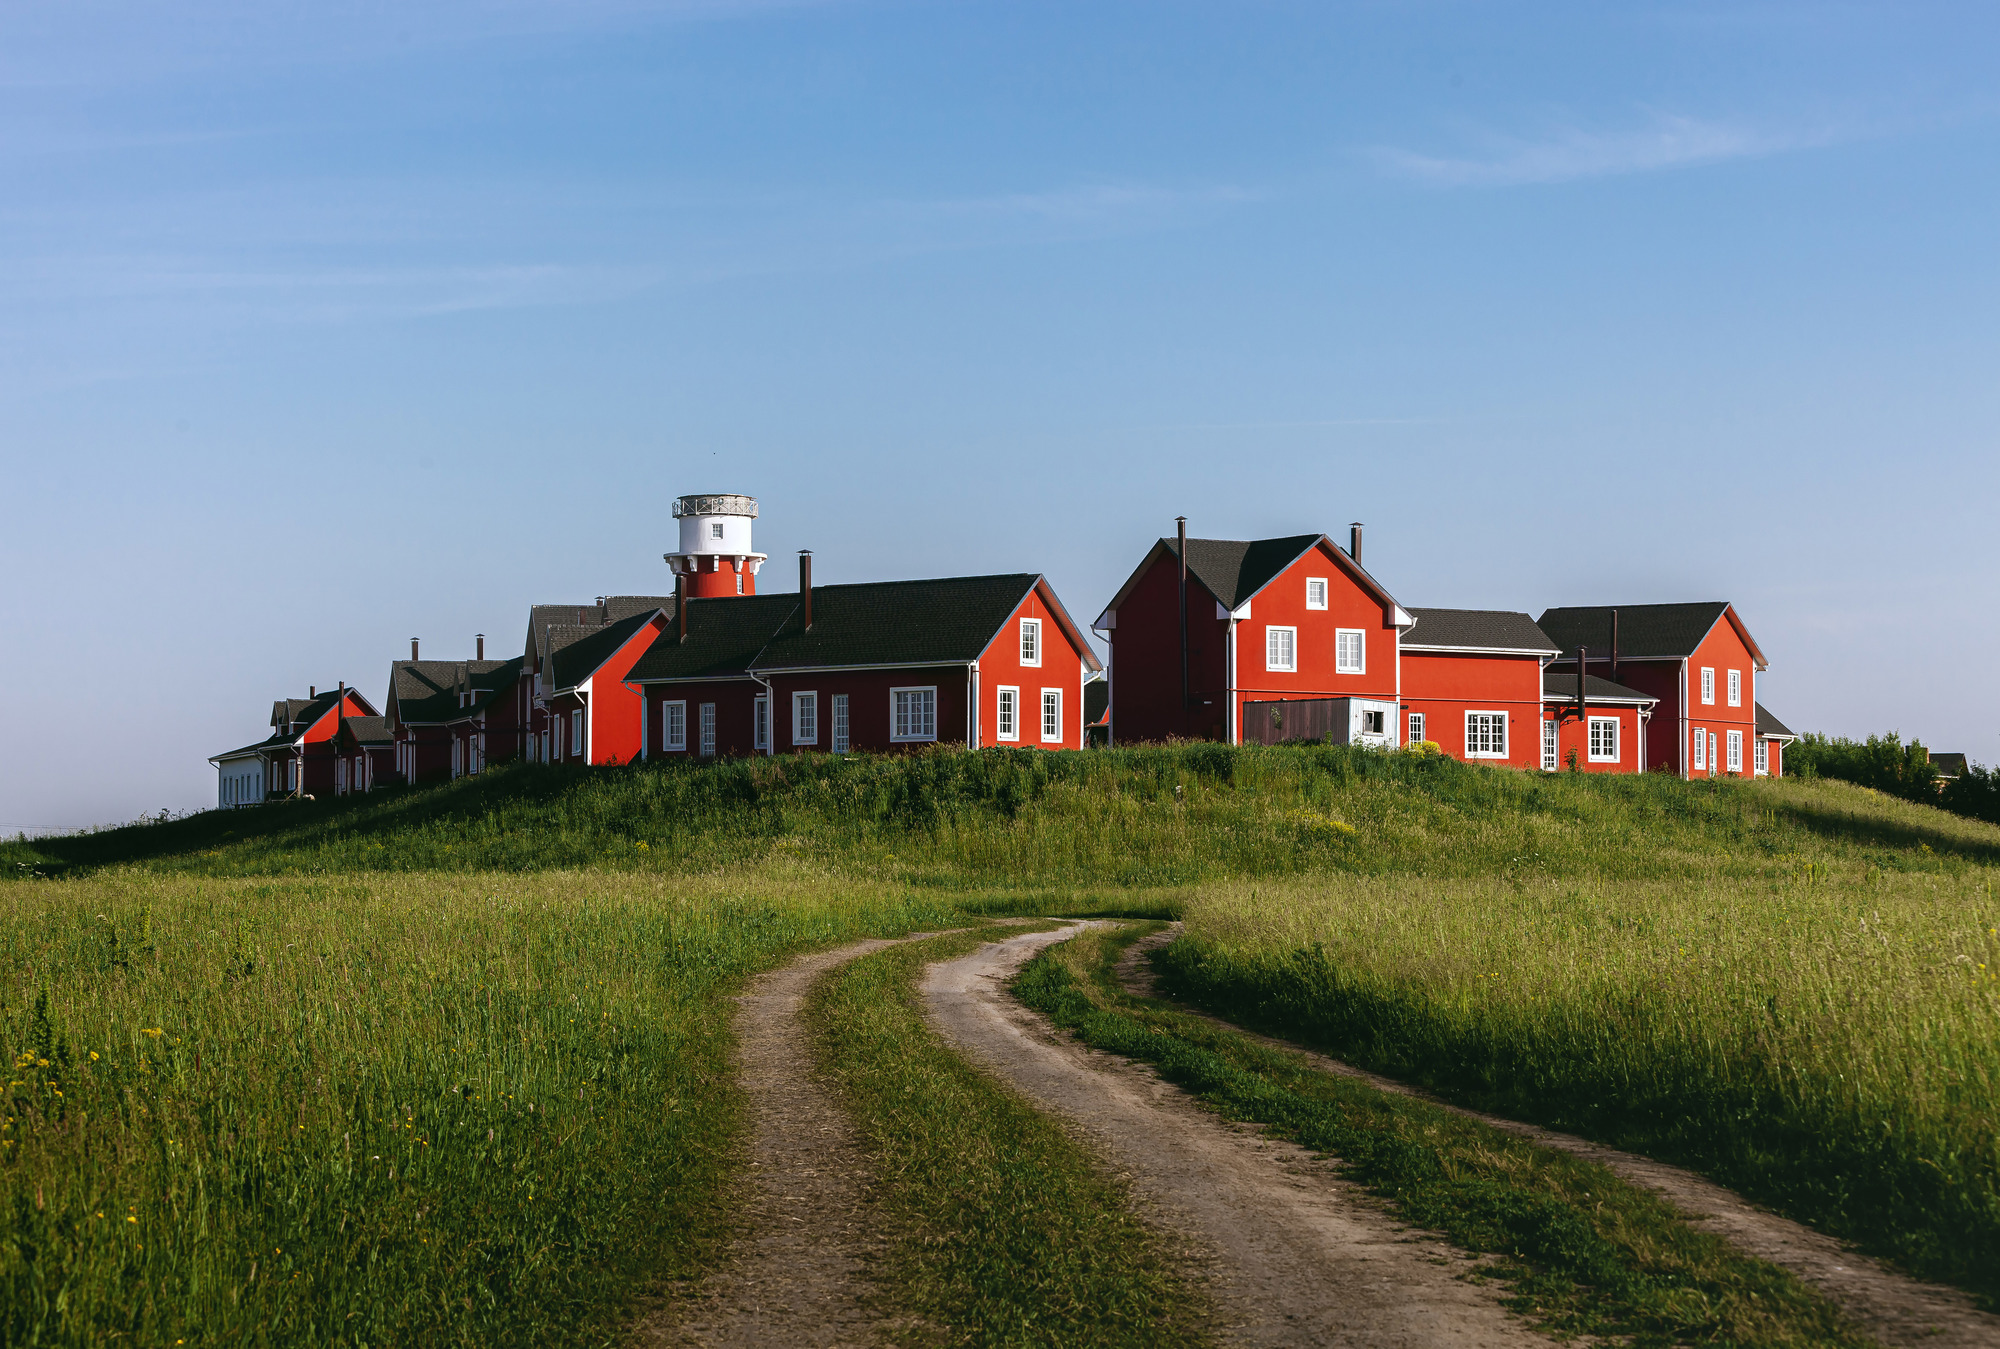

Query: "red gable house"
<box><xmin>384</xmin><ymin>642</ymin><xmax>525</xmax><ymax>786</ymax></box>
<box><xmin>1756</xmin><ymin>703</ymin><xmax>1795</xmax><ymax>778</ymax></box>
<box><xmin>1097</xmin><ymin>525</ymin><xmax>1409</xmax><ymax>747</ymax></box>
<box><xmin>1399</xmin><ymin>608</ymin><xmax>1559</xmax><ymax>769</ymax></box>
<box><xmin>209</xmin><ymin>685</ymin><xmax>377</xmax><ymax>805</ymax></box>
<box><xmin>1537</xmin><ymin>604</ymin><xmax>1768</xmax><ymax>779</ymax></box>
<box><xmin>332</xmin><ymin>715</ymin><xmax>396</xmax><ymax>794</ymax></box>
<box><xmin>519</xmin><ymin>598</ymin><xmax>675</xmax><ymax>765</ymax></box>
<box><xmin>627</xmin><ymin>559</ymin><xmax>1101</xmax><ymax>756</ymax></box>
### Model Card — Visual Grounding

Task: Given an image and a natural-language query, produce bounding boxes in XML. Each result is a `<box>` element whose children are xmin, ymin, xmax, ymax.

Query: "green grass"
<box><xmin>808</xmin><ymin>927</ymin><xmax>1209</xmax><ymax>1348</ymax></box>
<box><xmin>1017</xmin><ymin>924</ymin><xmax>1874</xmax><ymax>1349</ymax></box>
<box><xmin>0</xmin><ymin>868</ymin><xmax>954</xmax><ymax>1346</ymax></box>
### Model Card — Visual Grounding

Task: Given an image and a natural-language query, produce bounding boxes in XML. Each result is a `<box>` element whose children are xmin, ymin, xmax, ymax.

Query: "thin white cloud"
<box><xmin>1374</xmin><ymin>113</ymin><xmax>1837</xmax><ymax>186</ymax></box>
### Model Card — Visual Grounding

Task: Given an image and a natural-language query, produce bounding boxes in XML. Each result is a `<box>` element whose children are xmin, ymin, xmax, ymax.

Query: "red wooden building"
<box><xmin>384</xmin><ymin>639</ymin><xmax>526</xmax><ymax>786</ymax></box>
<box><xmin>1537</xmin><ymin>604</ymin><xmax>1769</xmax><ymax>778</ymax></box>
<box><xmin>1096</xmin><ymin>525</ymin><xmax>1409</xmax><ymax>747</ymax></box>
<box><xmin>1399</xmin><ymin>608</ymin><xmax>1558</xmax><ymax>769</ymax></box>
<box><xmin>517</xmin><ymin>598</ymin><xmax>676</xmax><ymax>766</ymax></box>
<box><xmin>332</xmin><ymin>716</ymin><xmax>396</xmax><ymax>794</ymax></box>
<box><xmin>627</xmin><ymin>558</ymin><xmax>1100</xmax><ymax>756</ymax></box>
<box><xmin>1538</xmin><ymin>671</ymin><xmax>1659</xmax><ymax>773</ymax></box>
<box><xmin>209</xmin><ymin>685</ymin><xmax>377</xmax><ymax>805</ymax></box>
<box><xmin>1756</xmin><ymin>703</ymin><xmax>1795</xmax><ymax>778</ymax></box>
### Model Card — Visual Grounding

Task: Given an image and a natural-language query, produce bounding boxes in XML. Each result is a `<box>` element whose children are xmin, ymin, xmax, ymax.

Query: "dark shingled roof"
<box><xmin>1404</xmin><ymin>608</ymin><xmax>1557</xmax><ymax>653</ymax></box>
<box><xmin>548</xmin><ymin>608</ymin><xmax>664</xmax><ymax>691</ymax></box>
<box><xmin>1165</xmin><ymin>535</ymin><xmax>1323</xmax><ymax>609</ymax></box>
<box><xmin>1929</xmin><ymin>752</ymin><xmax>1969</xmax><ymax>777</ymax></box>
<box><xmin>220</xmin><ymin>687</ymin><xmax>374</xmax><ymax>760</ymax></box>
<box><xmin>1084</xmin><ymin>678</ymin><xmax>1110</xmax><ymax>727</ymax></box>
<box><xmin>1536</xmin><ymin>602</ymin><xmax>1731</xmax><ymax>660</ymax></box>
<box><xmin>627</xmin><ymin>594</ymin><xmax>801</xmax><ymax>683</ymax></box>
<box><xmin>603</xmin><ymin>595</ymin><xmax>676</xmax><ymax>622</ymax></box>
<box><xmin>1541</xmin><ymin>672</ymin><xmax>1660</xmax><ymax>705</ymax></box>
<box><xmin>753</xmin><ymin>574</ymin><xmax>1100</xmax><ymax>672</ymax></box>
<box><xmin>1756</xmin><ymin>703</ymin><xmax>1796</xmax><ymax>739</ymax></box>
<box><xmin>388</xmin><ymin>660</ymin><xmax>469</xmax><ymax>725</ymax></box>
<box><xmin>337</xmin><ymin>715</ymin><xmax>394</xmax><ymax>747</ymax></box>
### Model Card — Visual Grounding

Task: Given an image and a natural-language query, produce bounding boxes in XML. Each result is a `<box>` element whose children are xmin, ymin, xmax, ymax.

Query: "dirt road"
<box><xmin>1117</xmin><ymin>925</ymin><xmax>2000</xmax><ymax>1349</ymax></box>
<box><xmin>632</xmin><ymin>936</ymin><xmax>922</xmax><ymax>1349</ymax></box>
<box><xmin>922</xmin><ymin>925</ymin><xmax>1556</xmax><ymax>1348</ymax></box>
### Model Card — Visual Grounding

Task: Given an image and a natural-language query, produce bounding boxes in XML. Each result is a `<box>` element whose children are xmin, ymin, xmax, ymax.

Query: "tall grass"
<box><xmin>1155</xmin><ymin>846</ymin><xmax>2000</xmax><ymax>1305</ymax></box>
<box><xmin>0</xmin><ymin>868</ymin><xmax>952</xmax><ymax>1346</ymax></box>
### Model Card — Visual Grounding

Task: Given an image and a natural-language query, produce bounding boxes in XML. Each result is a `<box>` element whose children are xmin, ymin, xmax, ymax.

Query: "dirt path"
<box><xmin>632</xmin><ymin>935</ymin><xmax>931</xmax><ymax>1349</ymax></box>
<box><xmin>923</xmin><ymin>924</ymin><xmax>1556</xmax><ymax>1348</ymax></box>
<box><xmin>1117</xmin><ymin>925</ymin><xmax>2000</xmax><ymax>1349</ymax></box>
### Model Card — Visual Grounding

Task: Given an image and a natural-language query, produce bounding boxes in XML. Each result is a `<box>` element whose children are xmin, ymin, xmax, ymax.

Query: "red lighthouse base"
<box><xmin>673</xmin><ymin>556</ymin><xmax>758</xmax><ymax>597</ymax></box>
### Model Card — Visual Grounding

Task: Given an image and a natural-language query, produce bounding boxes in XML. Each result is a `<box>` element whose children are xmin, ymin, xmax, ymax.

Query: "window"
<box><xmin>1727</xmin><ymin>729</ymin><xmax>1743</xmax><ymax>774</ymax></box>
<box><xmin>1335</xmin><ymin>629</ymin><xmax>1365</xmax><ymax>674</ymax></box>
<box><xmin>572</xmin><ymin>709</ymin><xmax>585</xmax><ymax>759</ymax></box>
<box><xmin>1755</xmin><ymin>739</ymin><xmax>1769</xmax><ymax>775</ymax></box>
<box><xmin>1542</xmin><ymin>717</ymin><xmax>1558</xmax><ymax>770</ymax></box>
<box><xmin>1701</xmin><ymin>667</ymin><xmax>1715</xmax><ymax>705</ymax></box>
<box><xmin>735</xmin><ymin>570</ymin><xmax>744</xmax><ymax>595</ymax></box>
<box><xmin>891</xmin><ymin>687</ymin><xmax>936</xmax><ymax>742</ymax></box>
<box><xmin>1465</xmin><ymin>712</ymin><xmax>1507</xmax><ymax>758</ymax></box>
<box><xmin>1266</xmin><ymin>625</ymin><xmax>1297</xmax><ymax>672</ymax></box>
<box><xmin>793</xmin><ymin>692</ymin><xmax>818</xmax><ymax>745</ymax></box>
<box><xmin>997</xmin><ymin>686</ymin><xmax>1020</xmax><ymax>741</ymax></box>
<box><xmin>1020</xmin><ymin>618</ymin><xmax>1042</xmax><ymax>667</ymax></box>
<box><xmin>700</xmin><ymin>703</ymin><xmax>717</xmax><ymax>757</ymax></box>
<box><xmin>662</xmin><ymin>701</ymin><xmax>687</xmax><ymax>751</ymax></box>
<box><xmin>1588</xmin><ymin>717</ymin><xmax>1619</xmax><ymax>763</ymax></box>
<box><xmin>754</xmin><ymin>695</ymin><xmax>769</xmax><ymax>750</ymax></box>
<box><xmin>1041</xmin><ymin>689</ymin><xmax>1063</xmax><ymax>743</ymax></box>
<box><xmin>1306</xmin><ymin>577</ymin><xmax>1328</xmax><ymax>610</ymax></box>
<box><xmin>710</xmin><ymin>521</ymin><xmax>724</xmax><ymax>540</ymax></box>
<box><xmin>1409</xmin><ymin>712</ymin><xmax>1426</xmax><ymax>746</ymax></box>
<box><xmin>1360</xmin><ymin>709</ymin><xmax>1385</xmax><ymax>736</ymax></box>
<box><xmin>1693</xmin><ymin>728</ymin><xmax>1707</xmax><ymax>770</ymax></box>
<box><xmin>831</xmin><ymin>695</ymin><xmax>850</xmax><ymax>753</ymax></box>
<box><xmin>1728</xmin><ymin>670</ymin><xmax>1741</xmax><ymax>707</ymax></box>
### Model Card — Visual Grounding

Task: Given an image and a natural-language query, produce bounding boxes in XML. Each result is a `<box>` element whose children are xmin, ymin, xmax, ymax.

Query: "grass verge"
<box><xmin>1016</xmin><ymin>923</ymin><xmax>1873</xmax><ymax>1349</ymax></box>
<box><xmin>809</xmin><ymin>925</ymin><xmax>1210</xmax><ymax>1348</ymax></box>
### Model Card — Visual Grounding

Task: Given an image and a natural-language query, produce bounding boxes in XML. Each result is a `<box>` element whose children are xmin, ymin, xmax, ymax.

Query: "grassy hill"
<box><xmin>4</xmin><ymin>745</ymin><xmax>1998</xmax><ymax>1341</ymax></box>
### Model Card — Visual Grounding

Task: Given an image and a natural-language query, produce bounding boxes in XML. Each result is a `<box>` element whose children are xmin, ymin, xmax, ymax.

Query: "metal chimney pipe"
<box><xmin>1350</xmin><ymin>522</ymin><xmax>1364</xmax><ymax>565</ymax></box>
<box><xmin>676</xmin><ymin>573</ymin><xmax>688</xmax><ymax>642</ymax></box>
<box><xmin>1176</xmin><ymin>517</ymin><xmax>1189</xmax><ymax>722</ymax></box>
<box><xmin>476</xmin><ymin>634</ymin><xmax>485</xmax><ymax>661</ymax></box>
<box><xmin>411</xmin><ymin>638</ymin><xmax>420</xmax><ymax>661</ymax></box>
<box><xmin>309</xmin><ymin>686</ymin><xmax>316</xmax><ymax>698</ymax></box>
<box><xmin>1577</xmin><ymin>646</ymin><xmax>1588</xmax><ymax>729</ymax></box>
<box><xmin>799</xmin><ymin>550</ymin><xmax>813</xmax><ymax>629</ymax></box>
<box><xmin>1609</xmin><ymin>610</ymin><xmax>1619</xmax><ymax>685</ymax></box>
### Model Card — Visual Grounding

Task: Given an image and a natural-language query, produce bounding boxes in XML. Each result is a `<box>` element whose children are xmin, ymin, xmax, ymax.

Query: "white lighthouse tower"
<box><xmin>664</xmin><ymin>493</ymin><xmax>767</xmax><ymax>597</ymax></box>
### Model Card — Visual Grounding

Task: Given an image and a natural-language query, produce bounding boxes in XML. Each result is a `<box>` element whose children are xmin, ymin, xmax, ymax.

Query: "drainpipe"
<box><xmin>750</xmin><ymin>671</ymin><xmax>776</xmax><ymax>756</ymax></box>
<box><xmin>1176</xmin><ymin>516</ymin><xmax>1188</xmax><ymax>733</ymax></box>
<box><xmin>1225</xmin><ymin>613</ymin><xmax>1239</xmax><ymax>745</ymax></box>
<box><xmin>967</xmin><ymin>661</ymin><xmax>979</xmax><ymax>749</ymax></box>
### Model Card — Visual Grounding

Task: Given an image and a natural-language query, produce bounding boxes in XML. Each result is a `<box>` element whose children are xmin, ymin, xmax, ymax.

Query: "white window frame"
<box><xmin>1305</xmin><ymin>577</ymin><xmax>1329</xmax><ymax>610</ymax></box>
<box><xmin>572</xmin><ymin>709</ymin><xmax>584</xmax><ymax>759</ymax></box>
<box><xmin>1041</xmin><ymin>688</ymin><xmax>1063</xmax><ymax>744</ymax></box>
<box><xmin>1755</xmin><ymin>739</ymin><xmax>1769</xmax><ymax>776</ymax></box>
<box><xmin>1727</xmin><ymin>669</ymin><xmax>1741</xmax><ymax>707</ymax></box>
<box><xmin>1019</xmin><ymin>618</ymin><xmax>1042</xmax><ymax>667</ymax></box>
<box><xmin>754</xmin><ymin>695</ymin><xmax>769</xmax><ymax>750</ymax></box>
<box><xmin>1588</xmin><ymin>716</ymin><xmax>1619</xmax><ymax>764</ymax></box>
<box><xmin>1265</xmin><ymin>625</ymin><xmax>1297</xmax><ymax>672</ymax></box>
<box><xmin>831</xmin><ymin>694</ymin><xmax>850</xmax><ymax>753</ymax></box>
<box><xmin>1335</xmin><ymin>629</ymin><xmax>1365</xmax><ymax>675</ymax></box>
<box><xmin>793</xmin><ymin>691</ymin><xmax>818</xmax><ymax>745</ymax></box>
<box><xmin>662</xmin><ymin>700</ymin><xmax>687</xmax><ymax>752</ymax></box>
<box><xmin>1465</xmin><ymin>711</ymin><xmax>1507</xmax><ymax>759</ymax></box>
<box><xmin>709</xmin><ymin>520</ymin><xmax>724</xmax><ymax>540</ymax></box>
<box><xmin>890</xmin><ymin>686</ymin><xmax>937</xmax><ymax>743</ymax></box>
<box><xmin>996</xmin><ymin>686</ymin><xmax>1020</xmax><ymax>741</ymax></box>
<box><xmin>1693</xmin><ymin>727</ymin><xmax>1707</xmax><ymax>770</ymax></box>
<box><xmin>1541</xmin><ymin>717</ymin><xmax>1558</xmax><ymax>770</ymax></box>
<box><xmin>1701</xmin><ymin>667</ymin><xmax>1715</xmax><ymax>705</ymax></box>
<box><xmin>1727</xmin><ymin>729</ymin><xmax>1743</xmax><ymax>774</ymax></box>
<box><xmin>699</xmin><ymin>702</ymin><xmax>717</xmax><ymax>757</ymax></box>
<box><xmin>1408</xmin><ymin>711</ymin><xmax>1425</xmax><ymax>746</ymax></box>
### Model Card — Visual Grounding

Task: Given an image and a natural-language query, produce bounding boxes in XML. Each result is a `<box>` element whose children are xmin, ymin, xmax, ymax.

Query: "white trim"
<box><xmin>889</xmin><ymin>685</ymin><xmax>937</xmax><ymax>742</ymax></box>
<box><xmin>1587</xmin><ymin>715</ymin><xmax>1619</xmax><ymax>764</ymax></box>
<box><xmin>830</xmin><ymin>694</ymin><xmax>849</xmax><ymax>753</ymax></box>
<box><xmin>1402</xmin><ymin>643</ymin><xmax>1561</xmax><ymax>657</ymax></box>
<box><xmin>1040</xmin><ymin>687</ymin><xmax>1063</xmax><ymax>744</ymax></box>
<box><xmin>1755</xmin><ymin>738</ymin><xmax>1769</xmax><ymax>776</ymax></box>
<box><xmin>1701</xmin><ymin>666</ymin><xmax>1715</xmax><ymax>705</ymax></box>
<box><xmin>1541</xmin><ymin>716</ymin><xmax>1559</xmax><ymax>770</ymax></box>
<box><xmin>792</xmin><ymin>691</ymin><xmax>818</xmax><ymax>745</ymax></box>
<box><xmin>1693</xmin><ymin>726</ymin><xmax>1707</xmax><ymax>770</ymax></box>
<box><xmin>1726</xmin><ymin>728</ymin><xmax>1743</xmax><ymax>774</ymax></box>
<box><xmin>1407</xmin><ymin>711</ymin><xmax>1425</xmax><ymax>746</ymax></box>
<box><xmin>1019</xmin><ymin>617</ymin><xmax>1043</xmax><ymax>668</ymax></box>
<box><xmin>1727</xmin><ymin>669</ymin><xmax>1741</xmax><ymax>707</ymax></box>
<box><xmin>996</xmin><ymin>685</ymin><xmax>1020</xmax><ymax>741</ymax></box>
<box><xmin>1335</xmin><ymin>628</ymin><xmax>1366</xmax><ymax>675</ymax></box>
<box><xmin>699</xmin><ymin>702</ymin><xmax>717</xmax><ymax>757</ymax></box>
<box><xmin>1464</xmin><ymin>710</ymin><xmax>1507</xmax><ymax>759</ymax></box>
<box><xmin>1265</xmin><ymin>625</ymin><xmax>1298</xmax><ymax>672</ymax></box>
<box><xmin>753</xmin><ymin>694</ymin><xmax>770</xmax><ymax>751</ymax></box>
<box><xmin>662</xmin><ymin>700</ymin><xmax>687</xmax><ymax>752</ymax></box>
<box><xmin>1305</xmin><ymin>577</ymin><xmax>1328</xmax><ymax>610</ymax></box>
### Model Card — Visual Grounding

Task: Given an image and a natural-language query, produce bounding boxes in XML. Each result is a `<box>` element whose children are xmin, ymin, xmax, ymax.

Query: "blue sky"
<box><xmin>3</xmin><ymin>0</ymin><xmax>1996</xmax><ymax>826</ymax></box>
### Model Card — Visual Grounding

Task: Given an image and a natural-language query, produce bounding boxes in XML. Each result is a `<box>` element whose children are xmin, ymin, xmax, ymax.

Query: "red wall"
<box><xmin>684</xmin><ymin>556</ymin><xmax>756</xmax><ymax>598</ymax></box>
<box><xmin>763</xmin><ymin>665</ymin><xmax>972</xmax><ymax>754</ymax></box>
<box><xmin>975</xmin><ymin>585</ymin><xmax>1091</xmax><ymax>749</ymax></box>
<box><xmin>1226</xmin><ymin>542</ymin><xmax>1399</xmax><ymax>742</ymax></box>
<box><xmin>1402</xmin><ymin>652</ymin><xmax>1544</xmax><ymax>768</ymax></box>
<box><xmin>643</xmin><ymin>679</ymin><xmax>763</xmax><ymax>759</ymax></box>
<box><xmin>585</xmin><ymin>616</ymin><xmax>669</xmax><ymax>765</ymax></box>
<box><xmin>1106</xmin><ymin>550</ymin><xmax>1229</xmax><ymax>743</ymax></box>
<box><xmin>1682</xmin><ymin>618</ymin><xmax>1761</xmax><ymax>778</ymax></box>
<box><xmin>1542</xmin><ymin>703</ymin><xmax>1651</xmax><ymax>774</ymax></box>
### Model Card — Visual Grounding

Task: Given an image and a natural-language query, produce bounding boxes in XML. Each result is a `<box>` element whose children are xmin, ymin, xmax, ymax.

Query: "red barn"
<box><xmin>1097</xmin><ymin>526</ymin><xmax>1409</xmax><ymax>746</ymax></box>
<box><xmin>209</xmin><ymin>685</ymin><xmax>377</xmax><ymax>804</ymax></box>
<box><xmin>1538</xmin><ymin>671</ymin><xmax>1659</xmax><ymax>773</ymax></box>
<box><xmin>1399</xmin><ymin>608</ymin><xmax>1558</xmax><ymax>769</ymax></box>
<box><xmin>1537</xmin><ymin>603</ymin><xmax>1768</xmax><ymax>778</ymax></box>
<box><xmin>627</xmin><ymin>562</ymin><xmax>1101</xmax><ymax>756</ymax></box>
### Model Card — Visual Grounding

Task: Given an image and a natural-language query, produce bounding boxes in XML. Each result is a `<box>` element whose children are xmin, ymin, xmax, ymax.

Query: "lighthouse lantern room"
<box><xmin>664</xmin><ymin>493</ymin><xmax>767</xmax><ymax>597</ymax></box>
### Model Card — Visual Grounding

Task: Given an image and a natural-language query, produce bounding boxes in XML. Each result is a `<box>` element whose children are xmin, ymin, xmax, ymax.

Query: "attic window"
<box><xmin>1306</xmin><ymin>578</ymin><xmax>1328</xmax><ymax>610</ymax></box>
<box><xmin>1020</xmin><ymin>618</ymin><xmax>1042</xmax><ymax>667</ymax></box>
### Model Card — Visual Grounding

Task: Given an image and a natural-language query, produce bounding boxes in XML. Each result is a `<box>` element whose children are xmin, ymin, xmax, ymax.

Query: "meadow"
<box><xmin>5</xmin><ymin>745</ymin><xmax>1999</xmax><ymax>1339</ymax></box>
